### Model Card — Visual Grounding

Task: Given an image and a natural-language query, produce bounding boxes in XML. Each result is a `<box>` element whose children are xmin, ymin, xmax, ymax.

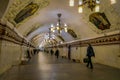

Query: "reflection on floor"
<box><xmin>0</xmin><ymin>52</ymin><xmax>120</xmax><ymax>80</ymax></box>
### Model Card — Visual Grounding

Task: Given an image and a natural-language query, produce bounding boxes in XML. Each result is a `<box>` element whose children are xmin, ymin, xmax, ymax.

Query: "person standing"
<box><xmin>68</xmin><ymin>45</ymin><xmax>71</xmax><ymax>60</ymax></box>
<box><xmin>86</xmin><ymin>43</ymin><xmax>95</xmax><ymax>69</ymax></box>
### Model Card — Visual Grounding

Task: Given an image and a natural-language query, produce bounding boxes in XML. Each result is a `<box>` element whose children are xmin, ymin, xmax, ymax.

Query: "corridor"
<box><xmin>0</xmin><ymin>52</ymin><xmax>120</xmax><ymax>80</ymax></box>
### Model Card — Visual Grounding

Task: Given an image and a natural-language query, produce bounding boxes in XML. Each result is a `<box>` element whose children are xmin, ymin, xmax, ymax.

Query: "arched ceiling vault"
<box><xmin>1</xmin><ymin>0</ymin><xmax>120</xmax><ymax>47</ymax></box>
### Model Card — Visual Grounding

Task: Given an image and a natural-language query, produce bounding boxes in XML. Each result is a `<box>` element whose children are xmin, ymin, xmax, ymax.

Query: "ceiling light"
<box><xmin>70</xmin><ymin>0</ymin><xmax>100</xmax><ymax>13</ymax></box>
<box><xmin>50</xmin><ymin>13</ymin><xmax>68</xmax><ymax>34</ymax></box>
<box><xmin>69</xmin><ymin>0</ymin><xmax>74</xmax><ymax>7</ymax></box>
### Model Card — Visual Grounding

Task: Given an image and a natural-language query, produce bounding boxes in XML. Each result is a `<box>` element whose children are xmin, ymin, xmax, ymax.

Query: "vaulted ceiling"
<box><xmin>0</xmin><ymin>0</ymin><xmax>120</xmax><ymax>47</ymax></box>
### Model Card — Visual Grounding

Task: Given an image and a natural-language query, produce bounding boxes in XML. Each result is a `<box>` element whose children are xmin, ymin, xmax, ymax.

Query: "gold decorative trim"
<box><xmin>79</xmin><ymin>34</ymin><xmax>120</xmax><ymax>46</ymax></box>
<box><xmin>54</xmin><ymin>33</ymin><xmax>120</xmax><ymax>48</ymax></box>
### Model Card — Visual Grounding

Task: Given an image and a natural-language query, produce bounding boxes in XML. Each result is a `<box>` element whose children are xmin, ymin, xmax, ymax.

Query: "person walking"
<box><xmin>86</xmin><ymin>43</ymin><xmax>95</xmax><ymax>69</ymax></box>
<box><xmin>50</xmin><ymin>49</ymin><xmax>54</xmax><ymax>55</ymax></box>
<box><xmin>55</xmin><ymin>48</ymin><xmax>59</xmax><ymax>59</ymax></box>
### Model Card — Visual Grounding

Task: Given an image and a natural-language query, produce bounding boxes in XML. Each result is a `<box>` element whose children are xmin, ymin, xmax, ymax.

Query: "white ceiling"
<box><xmin>1</xmin><ymin>0</ymin><xmax>120</xmax><ymax>47</ymax></box>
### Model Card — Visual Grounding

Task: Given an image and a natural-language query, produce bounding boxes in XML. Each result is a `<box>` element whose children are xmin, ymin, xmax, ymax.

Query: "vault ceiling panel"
<box><xmin>18</xmin><ymin>0</ymin><xmax>120</xmax><ymax>43</ymax></box>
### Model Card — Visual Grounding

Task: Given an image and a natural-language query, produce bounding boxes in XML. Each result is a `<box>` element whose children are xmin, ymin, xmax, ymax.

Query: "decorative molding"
<box><xmin>79</xmin><ymin>33</ymin><xmax>120</xmax><ymax>47</ymax></box>
<box><xmin>0</xmin><ymin>23</ymin><xmax>34</xmax><ymax>47</ymax></box>
<box><xmin>51</xmin><ymin>33</ymin><xmax>120</xmax><ymax>48</ymax></box>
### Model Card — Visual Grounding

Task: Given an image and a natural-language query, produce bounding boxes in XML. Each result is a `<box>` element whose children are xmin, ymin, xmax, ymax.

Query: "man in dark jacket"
<box><xmin>86</xmin><ymin>43</ymin><xmax>95</xmax><ymax>69</ymax></box>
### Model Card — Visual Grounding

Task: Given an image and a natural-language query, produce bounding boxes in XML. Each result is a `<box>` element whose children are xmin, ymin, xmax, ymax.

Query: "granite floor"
<box><xmin>0</xmin><ymin>52</ymin><xmax>120</xmax><ymax>80</ymax></box>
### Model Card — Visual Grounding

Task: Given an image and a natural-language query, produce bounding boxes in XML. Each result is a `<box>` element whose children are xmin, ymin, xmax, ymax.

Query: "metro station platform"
<box><xmin>0</xmin><ymin>52</ymin><xmax>120</xmax><ymax>80</ymax></box>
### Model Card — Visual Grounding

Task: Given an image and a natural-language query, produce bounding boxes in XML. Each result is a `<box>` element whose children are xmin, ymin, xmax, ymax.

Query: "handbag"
<box><xmin>83</xmin><ymin>58</ymin><xmax>89</xmax><ymax>63</ymax></box>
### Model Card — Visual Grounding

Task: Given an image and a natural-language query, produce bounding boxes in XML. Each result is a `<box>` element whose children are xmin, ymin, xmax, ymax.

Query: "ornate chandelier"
<box><xmin>50</xmin><ymin>13</ymin><xmax>68</xmax><ymax>34</ymax></box>
<box><xmin>69</xmin><ymin>0</ymin><xmax>100</xmax><ymax>13</ymax></box>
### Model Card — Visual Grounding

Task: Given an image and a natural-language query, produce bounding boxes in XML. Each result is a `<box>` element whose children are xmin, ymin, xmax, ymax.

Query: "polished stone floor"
<box><xmin>0</xmin><ymin>52</ymin><xmax>120</xmax><ymax>80</ymax></box>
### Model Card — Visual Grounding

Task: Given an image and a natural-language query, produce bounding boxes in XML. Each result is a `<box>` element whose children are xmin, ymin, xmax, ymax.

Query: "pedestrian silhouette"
<box><xmin>50</xmin><ymin>49</ymin><xmax>54</xmax><ymax>55</ymax></box>
<box><xmin>86</xmin><ymin>43</ymin><xmax>95</xmax><ymax>69</ymax></box>
<box><xmin>55</xmin><ymin>49</ymin><xmax>59</xmax><ymax>59</ymax></box>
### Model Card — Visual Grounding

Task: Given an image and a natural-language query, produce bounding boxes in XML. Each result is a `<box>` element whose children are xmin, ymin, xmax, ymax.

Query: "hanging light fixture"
<box><xmin>69</xmin><ymin>0</ymin><xmax>100</xmax><ymax>13</ymax></box>
<box><xmin>50</xmin><ymin>13</ymin><xmax>68</xmax><ymax>34</ymax></box>
<box><xmin>78</xmin><ymin>0</ymin><xmax>83</xmax><ymax>13</ymax></box>
<box><xmin>45</xmin><ymin>29</ymin><xmax>55</xmax><ymax>45</ymax></box>
<box><xmin>69</xmin><ymin>0</ymin><xmax>74</xmax><ymax>7</ymax></box>
<box><xmin>78</xmin><ymin>0</ymin><xmax>100</xmax><ymax>13</ymax></box>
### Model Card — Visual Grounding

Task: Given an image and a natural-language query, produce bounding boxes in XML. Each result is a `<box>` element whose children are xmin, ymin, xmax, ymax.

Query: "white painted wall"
<box><xmin>0</xmin><ymin>41</ymin><xmax>28</xmax><ymax>75</ymax></box>
<box><xmin>71</xmin><ymin>47</ymin><xmax>81</xmax><ymax>60</ymax></box>
<box><xmin>94</xmin><ymin>45</ymin><xmax>120</xmax><ymax>68</ymax></box>
<box><xmin>60</xmin><ymin>45</ymin><xmax>120</xmax><ymax>69</ymax></box>
<box><xmin>58</xmin><ymin>47</ymin><xmax>66</xmax><ymax>57</ymax></box>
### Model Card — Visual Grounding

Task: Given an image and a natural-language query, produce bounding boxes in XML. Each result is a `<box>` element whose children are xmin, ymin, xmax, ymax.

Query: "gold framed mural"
<box><xmin>14</xmin><ymin>2</ymin><xmax>39</xmax><ymax>23</ymax></box>
<box><xmin>68</xmin><ymin>29</ymin><xmax>77</xmax><ymax>38</ymax></box>
<box><xmin>89</xmin><ymin>12</ymin><xmax>111</xmax><ymax>30</ymax></box>
<box><xmin>57</xmin><ymin>35</ymin><xmax>65</xmax><ymax>42</ymax></box>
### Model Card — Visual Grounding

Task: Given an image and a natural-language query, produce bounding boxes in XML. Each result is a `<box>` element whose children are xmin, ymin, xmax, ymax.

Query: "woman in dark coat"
<box><xmin>86</xmin><ymin>43</ymin><xmax>95</xmax><ymax>69</ymax></box>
